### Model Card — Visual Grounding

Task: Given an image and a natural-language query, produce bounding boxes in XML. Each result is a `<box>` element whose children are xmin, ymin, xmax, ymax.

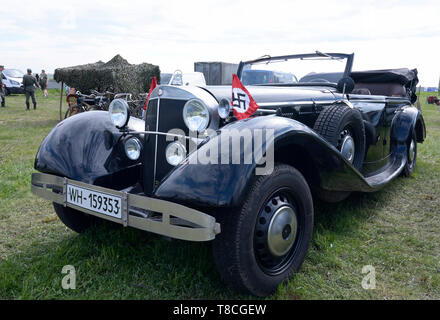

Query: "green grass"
<box><xmin>0</xmin><ymin>90</ymin><xmax>439</xmax><ymax>299</ymax></box>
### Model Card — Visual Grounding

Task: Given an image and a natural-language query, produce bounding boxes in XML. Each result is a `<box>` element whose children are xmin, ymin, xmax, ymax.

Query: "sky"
<box><xmin>1</xmin><ymin>0</ymin><xmax>439</xmax><ymax>86</ymax></box>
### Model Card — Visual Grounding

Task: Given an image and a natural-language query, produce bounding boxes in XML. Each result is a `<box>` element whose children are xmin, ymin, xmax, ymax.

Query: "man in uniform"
<box><xmin>0</xmin><ymin>65</ymin><xmax>5</xmax><ymax>107</ymax></box>
<box><xmin>22</xmin><ymin>68</ymin><xmax>39</xmax><ymax>110</ymax></box>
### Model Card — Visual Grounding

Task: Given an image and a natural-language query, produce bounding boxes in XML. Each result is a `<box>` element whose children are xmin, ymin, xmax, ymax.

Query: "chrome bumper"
<box><xmin>31</xmin><ymin>172</ymin><xmax>220</xmax><ymax>241</ymax></box>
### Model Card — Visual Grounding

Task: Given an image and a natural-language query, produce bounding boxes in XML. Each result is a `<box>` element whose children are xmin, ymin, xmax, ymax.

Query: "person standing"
<box><xmin>22</xmin><ymin>69</ymin><xmax>39</xmax><ymax>110</ymax></box>
<box><xmin>0</xmin><ymin>65</ymin><xmax>5</xmax><ymax>107</ymax></box>
<box><xmin>39</xmin><ymin>70</ymin><xmax>48</xmax><ymax>97</ymax></box>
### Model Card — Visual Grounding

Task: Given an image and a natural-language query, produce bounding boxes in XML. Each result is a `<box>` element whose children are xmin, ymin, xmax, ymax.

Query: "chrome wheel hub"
<box><xmin>254</xmin><ymin>193</ymin><xmax>301</xmax><ymax>275</ymax></box>
<box><xmin>267</xmin><ymin>206</ymin><xmax>298</xmax><ymax>257</ymax></box>
<box><xmin>340</xmin><ymin>130</ymin><xmax>355</xmax><ymax>163</ymax></box>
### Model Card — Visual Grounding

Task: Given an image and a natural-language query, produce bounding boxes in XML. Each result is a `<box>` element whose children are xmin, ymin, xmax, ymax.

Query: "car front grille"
<box><xmin>143</xmin><ymin>98</ymin><xmax>188</xmax><ymax>195</ymax></box>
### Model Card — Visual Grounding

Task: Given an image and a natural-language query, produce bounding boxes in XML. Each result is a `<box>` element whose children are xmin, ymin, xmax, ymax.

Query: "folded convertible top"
<box><xmin>350</xmin><ymin>68</ymin><xmax>418</xmax><ymax>86</ymax></box>
<box><xmin>351</xmin><ymin>68</ymin><xmax>418</xmax><ymax>101</ymax></box>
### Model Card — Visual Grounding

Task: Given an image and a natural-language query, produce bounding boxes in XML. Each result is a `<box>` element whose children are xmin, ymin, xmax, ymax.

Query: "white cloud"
<box><xmin>1</xmin><ymin>0</ymin><xmax>439</xmax><ymax>86</ymax></box>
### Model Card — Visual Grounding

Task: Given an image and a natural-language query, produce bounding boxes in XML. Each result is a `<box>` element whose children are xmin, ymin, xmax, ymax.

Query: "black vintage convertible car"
<box><xmin>31</xmin><ymin>52</ymin><xmax>426</xmax><ymax>296</ymax></box>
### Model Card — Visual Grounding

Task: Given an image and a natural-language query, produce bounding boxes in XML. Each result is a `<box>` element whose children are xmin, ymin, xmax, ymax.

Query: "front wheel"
<box><xmin>53</xmin><ymin>203</ymin><xmax>101</xmax><ymax>233</ymax></box>
<box><xmin>213</xmin><ymin>164</ymin><xmax>314</xmax><ymax>296</ymax></box>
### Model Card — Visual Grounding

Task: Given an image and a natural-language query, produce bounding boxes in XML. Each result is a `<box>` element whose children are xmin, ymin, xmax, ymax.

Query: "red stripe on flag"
<box><xmin>143</xmin><ymin>76</ymin><xmax>158</xmax><ymax>111</ymax></box>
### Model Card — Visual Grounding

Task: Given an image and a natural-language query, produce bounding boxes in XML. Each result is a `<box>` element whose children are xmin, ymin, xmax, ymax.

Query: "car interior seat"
<box><xmin>353</xmin><ymin>83</ymin><xmax>406</xmax><ymax>97</ymax></box>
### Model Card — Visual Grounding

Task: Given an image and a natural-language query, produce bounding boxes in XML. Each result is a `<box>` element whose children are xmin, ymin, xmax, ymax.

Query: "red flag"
<box><xmin>143</xmin><ymin>76</ymin><xmax>158</xmax><ymax>111</ymax></box>
<box><xmin>232</xmin><ymin>74</ymin><xmax>260</xmax><ymax>120</ymax></box>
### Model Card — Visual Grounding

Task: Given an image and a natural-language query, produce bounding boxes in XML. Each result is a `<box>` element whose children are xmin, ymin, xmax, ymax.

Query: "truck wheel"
<box><xmin>212</xmin><ymin>164</ymin><xmax>313</xmax><ymax>296</ymax></box>
<box><xmin>402</xmin><ymin>130</ymin><xmax>417</xmax><ymax>177</ymax></box>
<box><xmin>313</xmin><ymin>103</ymin><xmax>366</xmax><ymax>170</ymax></box>
<box><xmin>53</xmin><ymin>203</ymin><xmax>100</xmax><ymax>233</ymax></box>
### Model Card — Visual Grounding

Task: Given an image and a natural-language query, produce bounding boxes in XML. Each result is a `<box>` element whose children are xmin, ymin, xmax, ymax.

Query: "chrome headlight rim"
<box><xmin>182</xmin><ymin>98</ymin><xmax>210</xmax><ymax>132</ymax></box>
<box><xmin>165</xmin><ymin>141</ymin><xmax>187</xmax><ymax>166</ymax></box>
<box><xmin>218</xmin><ymin>98</ymin><xmax>231</xmax><ymax>119</ymax></box>
<box><xmin>124</xmin><ymin>136</ymin><xmax>142</xmax><ymax>161</ymax></box>
<box><xmin>109</xmin><ymin>98</ymin><xmax>130</xmax><ymax>129</ymax></box>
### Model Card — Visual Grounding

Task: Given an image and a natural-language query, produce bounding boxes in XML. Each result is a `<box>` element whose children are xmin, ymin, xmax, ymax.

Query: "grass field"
<box><xmin>0</xmin><ymin>90</ymin><xmax>439</xmax><ymax>299</ymax></box>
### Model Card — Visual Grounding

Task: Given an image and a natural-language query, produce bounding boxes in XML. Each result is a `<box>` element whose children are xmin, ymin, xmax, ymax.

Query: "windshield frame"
<box><xmin>237</xmin><ymin>52</ymin><xmax>354</xmax><ymax>88</ymax></box>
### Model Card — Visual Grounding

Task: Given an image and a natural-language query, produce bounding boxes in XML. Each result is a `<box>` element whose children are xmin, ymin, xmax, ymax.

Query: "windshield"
<box><xmin>3</xmin><ymin>69</ymin><xmax>24</xmax><ymax>78</ymax></box>
<box><xmin>240</xmin><ymin>53</ymin><xmax>351</xmax><ymax>86</ymax></box>
<box><xmin>160</xmin><ymin>73</ymin><xmax>172</xmax><ymax>85</ymax></box>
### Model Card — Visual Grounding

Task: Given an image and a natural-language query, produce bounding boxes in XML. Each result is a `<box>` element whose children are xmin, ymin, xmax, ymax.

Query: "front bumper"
<box><xmin>31</xmin><ymin>172</ymin><xmax>220</xmax><ymax>241</ymax></box>
<box><xmin>7</xmin><ymin>86</ymin><xmax>24</xmax><ymax>94</ymax></box>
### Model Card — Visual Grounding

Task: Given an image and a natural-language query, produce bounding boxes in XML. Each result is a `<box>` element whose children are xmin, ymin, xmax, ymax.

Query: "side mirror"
<box><xmin>337</xmin><ymin>77</ymin><xmax>355</xmax><ymax>94</ymax></box>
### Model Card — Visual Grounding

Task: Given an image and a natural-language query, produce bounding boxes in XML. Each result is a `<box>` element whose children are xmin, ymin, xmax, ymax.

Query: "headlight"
<box><xmin>124</xmin><ymin>137</ymin><xmax>142</xmax><ymax>160</ymax></box>
<box><xmin>11</xmin><ymin>80</ymin><xmax>20</xmax><ymax>85</ymax></box>
<box><xmin>183</xmin><ymin>99</ymin><xmax>209</xmax><ymax>131</ymax></box>
<box><xmin>109</xmin><ymin>99</ymin><xmax>130</xmax><ymax>128</ymax></box>
<box><xmin>218</xmin><ymin>98</ymin><xmax>231</xmax><ymax>119</ymax></box>
<box><xmin>165</xmin><ymin>141</ymin><xmax>186</xmax><ymax>166</ymax></box>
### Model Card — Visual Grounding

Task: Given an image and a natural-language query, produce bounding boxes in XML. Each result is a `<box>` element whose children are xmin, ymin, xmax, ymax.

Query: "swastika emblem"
<box><xmin>232</xmin><ymin>88</ymin><xmax>250</xmax><ymax>113</ymax></box>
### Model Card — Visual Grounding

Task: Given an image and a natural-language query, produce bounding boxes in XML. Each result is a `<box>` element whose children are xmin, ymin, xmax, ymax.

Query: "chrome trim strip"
<box><xmin>258</xmin><ymin>100</ymin><xmax>336</xmax><ymax>108</ymax></box>
<box><xmin>153</xmin><ymin>97</ymin><xmax>160</xmax><ymax>190</ymax></box>
<box><xmin>386</xmin><ymin>98</ymin><xmax>411</xmax><ymax>104</ymax></box>
<box><xmin>31</xmin><ymin>172</ymin><xmax>220</xmax><ymax>242</ymax></box>
<box><xmin>350</xmin><ymin>98</ymin><xmax>410</xmax><ymax>104</ymax></box>
<box><xmin>132</xmin><ymin>130</ymin><xmax>190</xmax><ymax>139</ymax></box>
<box><xmin>349</xmin><ymin>99</ymin><xmax>386</xmax><ymax>103</ymax></box>
<box><xmin>130</xmin><ymin>130</ymin><xmax>205</xmax><ymax>145</ymax></box>
<box><xmin>256</xmin><ymin>108</ymin><xmax>277</xmax><ymax>114</ymax></box>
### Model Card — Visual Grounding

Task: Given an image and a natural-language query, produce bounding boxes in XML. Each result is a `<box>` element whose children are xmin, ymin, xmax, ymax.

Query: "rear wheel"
<box><xmin>402</xmin><ymin>130</ymin><xmax>417</xmax><ymax>177</ymax></box>
<box><xmin>213</xmin><ymin>164</ymin><xmax>313</xmax><ymax>296</ymax></box>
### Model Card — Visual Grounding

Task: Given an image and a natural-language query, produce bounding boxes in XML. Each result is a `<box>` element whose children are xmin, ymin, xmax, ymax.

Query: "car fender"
<box><xmin>391</xmin><ymin>105</ymin><xmax>426</xmax><ymax>143</ymax></box>
<box><xmin>390</xmin><ymin>105</ymin><xmax>426</xmax><ymax>157</ymax></box>
<box><xmin>34</xmin><ymin>111</ymin><xmax>143</xmax><ymax>190</ymax></box>
<box><xmin>154</xmin><ymin>115</ymin><xmax>374</xmax><ymax>208</ymax></box>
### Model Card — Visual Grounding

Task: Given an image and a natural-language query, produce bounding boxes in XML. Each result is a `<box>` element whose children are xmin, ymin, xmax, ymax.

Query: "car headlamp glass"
<box><xmin>109</xmin><ymin>98</ymin><xmax>130</xmax><ymax>128</ymax></box>
<box><xmin>218</xmin><ymin>98</ymin><xmax>231</xmax><ymax>119</ymax></box>
<box><xmin>166</xmin><ymin>141</ymin><xmax>186</xmax><ymax>166</ymax></box>
<box><xmin>183</xmin><ymin>99</ymin><xmax>209</xmax><ymax>131</ymax></box>
<box><xmin>124</xmin><ymin>137</ymin><xmax>142</xmax><ymax>160</ymax></box>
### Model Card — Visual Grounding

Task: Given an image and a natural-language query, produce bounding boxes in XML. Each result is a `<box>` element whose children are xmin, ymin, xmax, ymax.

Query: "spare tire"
<box><xmin>313</xmin><ymin>103</ymin><xmax>366</xmax><ymax>170</ymax></box>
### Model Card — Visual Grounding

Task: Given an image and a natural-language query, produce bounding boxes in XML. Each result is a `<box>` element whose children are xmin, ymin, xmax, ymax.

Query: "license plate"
<box><xmin>66</xmin><ymin>183</ymin><xmax>122</xmax><ymax>219</ymax></box>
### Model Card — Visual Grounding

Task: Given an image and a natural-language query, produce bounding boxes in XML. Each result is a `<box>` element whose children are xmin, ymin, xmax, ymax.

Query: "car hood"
<box><xmin>203</xmin><ymin>85</ymin><xmax>339</xmax><ymax>105</ymax></box>
<box><xmin>7</xmin><ymin>77</ymin><xmax>22</xmax><ymax>83</ymax></box>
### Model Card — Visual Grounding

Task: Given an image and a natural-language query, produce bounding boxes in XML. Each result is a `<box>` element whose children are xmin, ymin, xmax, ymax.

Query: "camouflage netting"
<box><xmin>54</xmin><ymin>54</ymin><xmax>160</xmax><ymax>95</ymax></box>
